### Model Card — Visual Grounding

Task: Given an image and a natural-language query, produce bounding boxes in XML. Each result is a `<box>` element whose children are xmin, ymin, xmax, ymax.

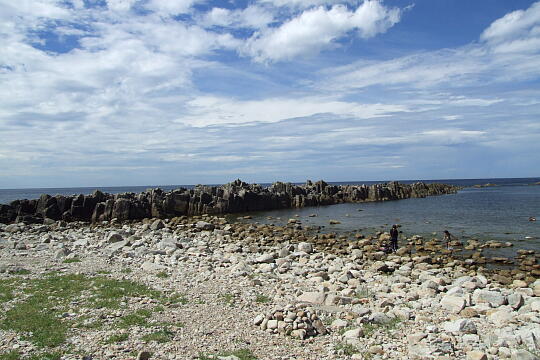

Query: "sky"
<box><xmin>1</xmin><ymin>0</ymin><xmax>539</xmax><ymax>188</ymax></box>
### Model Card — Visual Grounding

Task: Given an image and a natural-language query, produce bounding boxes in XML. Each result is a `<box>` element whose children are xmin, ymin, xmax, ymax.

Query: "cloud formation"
<box><xmin>0</xmin><ymin>1</ymin><xmax>539</xmax><ymax>187</ymax></box>
<box><xmin>244</xmin><ymin>1</ymin><xmax>401</xmax><ymax>62</ymax></box>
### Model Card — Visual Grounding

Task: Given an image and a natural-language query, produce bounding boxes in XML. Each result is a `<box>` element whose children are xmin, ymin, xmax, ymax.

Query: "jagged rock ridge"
<box><xmin>0</xmin><ymin>179</ymin><xmax>459</xmax><ymax>224</ymax></box>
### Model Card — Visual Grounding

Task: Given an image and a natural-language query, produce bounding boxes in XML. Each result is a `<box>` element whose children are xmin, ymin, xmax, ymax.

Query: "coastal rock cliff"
<box><xmin>0</xmin><ymin>180</ymin><xmax>459</xmax><ymax>224</ymax></box>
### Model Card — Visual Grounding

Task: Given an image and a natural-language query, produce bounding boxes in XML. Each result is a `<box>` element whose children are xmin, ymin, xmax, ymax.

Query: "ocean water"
<box><xmin>1</xmin><ymin>178</ymin><xmax>539</xmax><ymax>253</ymax></box>
<box><xmin>231</xmin><ymin>177</ymin><xmax>540</xmax><ymax>255</ymax></box>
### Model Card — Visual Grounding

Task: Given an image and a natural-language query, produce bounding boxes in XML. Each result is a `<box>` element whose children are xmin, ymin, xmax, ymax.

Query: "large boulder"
<box><xmin>472</xmin><ymin>289</ymin><xmax>507</xmax><ymax>307</ymax></box>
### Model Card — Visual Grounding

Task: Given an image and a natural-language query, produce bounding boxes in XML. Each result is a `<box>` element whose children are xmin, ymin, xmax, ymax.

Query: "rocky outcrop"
<box><xmin>0</xmin><ymin>179</ymin><xmax>459</xmax><ymax>224</ymax></box>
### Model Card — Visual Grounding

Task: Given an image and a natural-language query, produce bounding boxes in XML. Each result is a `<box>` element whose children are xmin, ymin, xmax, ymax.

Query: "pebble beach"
<box><xmin>0</xmin><ymin>215</ymin><xmax>539</xmax><ymax>360</ymax></box>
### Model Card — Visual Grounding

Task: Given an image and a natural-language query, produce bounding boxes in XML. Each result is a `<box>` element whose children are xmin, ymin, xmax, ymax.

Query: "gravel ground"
<box><xmin>0</xmin><ymin>217</ymin><xmax>539</xmax><ymax>360</ymax></box>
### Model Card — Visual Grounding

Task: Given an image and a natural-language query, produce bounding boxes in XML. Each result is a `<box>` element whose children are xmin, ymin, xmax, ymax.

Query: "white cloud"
<box><xmin>1</xmin><ymin>0</ymin><xmax>540</xmax><ymax>187</ymax></box>
<box><xmin>201</xmin><ymin>6</ymin><xmax>274</xmax><ymax>29</ymax></box>
<box><xmin>0</xmin><ymin>0</ymin><xmax>71</xmax><ymax>20</ymax></box>
<box><xmin>176</xmin><ymin>95</ymin><xmax>409</xmax><ymax>127</ymax></box>
<box><xmin>317</xmin><ymin>2</ymin><xmax>540</xmax><ymax>91</ymax></box>
<box><xmin>260</xmin><ymin>0</ymin><xmax>355</xmax><ymax>10</ymax></box>
<box><xmin>243</xmin><ymin>1</ymin><xmax>401</xmax><ymax>62</ymax></box>
<box><xmin>442</xmin><ymin>115</ymin><xmax>462</xmax><ymax>121</ymax></box>
<box><xmin>481</xmin><ymin>2</ymin><xmax>540</xmax><ymax>43</ymax></box>
<box><xmin>106</xmin><ymin>0</ymin><xmax>138</xmax><ymax>12</ymax></box>
<box><xmin>145</xmin><ymin>0</ymin><xmax>200</xmax><ymax>16</ymax></box>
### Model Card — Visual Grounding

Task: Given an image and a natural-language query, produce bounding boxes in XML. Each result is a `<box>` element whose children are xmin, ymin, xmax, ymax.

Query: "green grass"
<box><xmin>362</xmin><ymin>317</ymin><xmax>401</xmax><ymax>337</ymax></box>
<box><xmin>198</xmin><ymin>349</ymin><xmax>257</xmax><ymax>360</ymax></box>
<box><xmin>220</xmin><ymin>293</ymin><xmax>235</xmax><ymax>305</ymax></box>
<box><xmin>0</xmin><ymin>273</ymin><xmax>163</xmax><ymax>352</ymax></box>
<box><xmin>121</xmin><ymin>268</ymin><xmax>132</xmax><ymax>274</ymax></box>
<box><xmin>30</xmin><ymin>353</ymin><xmax>62</xmax><ymax>360</ymax></box>
<box><xmin>105</xmin><ymin>333</ymin><xmax>129</xmax><ymax>344</ymax></box>
<box><xmin>2</xmin><ymin>285</ymin><xmax>71</xmax><ymax>347</ymax></box>
<box><xmin>255</xmin><ymin>294</ymin><xmax>271</xmax><ymax>303</ymax></box>
<box><xmin>117</xmin><ymin>309</ymin><xmax>152</xmax><ymax>328</ymax></box>
<box><xmin>0</xmin><ymin>352</ymin><xmax>62</xmax><ymax>360</ymax></box>
<box><xmin>142</xmin><ymin>328</ymin><xmax>174</xmax><ymax>343</ymax></box>
<box><xmin>335</xmin><ymin>342</ymin><xmax>358</xmax><ymax>356</ymax></box>
<box><xmin>166</xmin><ymin>293</ymin><xmax>188</xmax><ymax>305</ymax></box>
<box><xmin>62</xmin><ymin>258</ymin><xmax>81</xmax><ymax>263</ymax></box>
<box><xmin>0</xmin><ymin>351</ymin><xmax>20</xmax><ymax>360</ymax></box>
<box><xmin>153</xmin><ymin>305</ymin><xmax>165</xmax><ymax>313</ymax></box>
<box><xmin>10</xmin><ymin>269</ymin><xmax>31</xmax><ymax>275</ymax></box>
<box><xmin>87</xmin><ymin>277</ymin><xmax>161</xmax><ymax>309</ymax></box>
<box><xmin>0</xmin><ymin>279</ymin><xmax>15</xmax><ymax>303</ymax></box>
<box><xmin>156</xmin><ymin>271</ymin><xmax>169</xmax><ymax>279</ymax></box>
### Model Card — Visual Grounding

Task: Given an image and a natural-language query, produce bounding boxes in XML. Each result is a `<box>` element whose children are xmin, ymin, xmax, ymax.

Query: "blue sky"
<box><xmin>0</xmin><ymin>0</ymin><xmax>539</xmax><ymax>188</ymax></box>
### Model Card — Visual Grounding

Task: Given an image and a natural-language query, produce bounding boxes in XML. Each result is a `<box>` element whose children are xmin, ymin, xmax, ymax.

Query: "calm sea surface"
<box><xmin>1</xmin><ymin>178</ymin><xmax>539</xmax><ymax>253</ymax></box>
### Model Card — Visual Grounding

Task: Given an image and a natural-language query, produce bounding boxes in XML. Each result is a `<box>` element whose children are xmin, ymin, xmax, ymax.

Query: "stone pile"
<box><xmin>253</xmin><ymin>304</ymin><xmax>328</xmax><ymax>339</ymax></box>
<box><xmin>0</xmin><ymin>179</ymin><xmax>459</xmax><ymax>225</ymax></box>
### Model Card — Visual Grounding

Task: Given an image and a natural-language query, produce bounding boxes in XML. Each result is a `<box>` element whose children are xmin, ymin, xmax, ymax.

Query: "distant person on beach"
<box><xmin>443</xmin><ymin>230</ymin><xmax>455</xmax><ymax>249</ymax></box>
<box><xmin>390</xmin><ymin>225</ymin><xmax>399</xmax><ymax>252</ymax></box>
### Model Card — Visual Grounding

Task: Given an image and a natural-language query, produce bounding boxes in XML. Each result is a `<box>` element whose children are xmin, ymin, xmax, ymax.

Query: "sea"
<box><xmin>1</xmin><ymin>177</ymin><xmax>539</xmax><ymax>255</ymax></box>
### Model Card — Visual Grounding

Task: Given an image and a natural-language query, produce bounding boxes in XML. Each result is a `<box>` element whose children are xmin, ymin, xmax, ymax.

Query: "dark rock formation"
<box><xmin>0</xmin><ymin>179</ymin><xmax>459</xmax><ymax>224</ymax></box>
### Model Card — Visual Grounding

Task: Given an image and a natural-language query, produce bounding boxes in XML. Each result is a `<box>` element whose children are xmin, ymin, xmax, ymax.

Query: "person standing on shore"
<box><xmin>390</xmin><ymin>225</ymin><xmax>399</xmax><ymax>252</ymax></box>
<box><xmin>443</xmin><ymin>230</ymin><xmax>454</xmax><ymax>249</ymax></box>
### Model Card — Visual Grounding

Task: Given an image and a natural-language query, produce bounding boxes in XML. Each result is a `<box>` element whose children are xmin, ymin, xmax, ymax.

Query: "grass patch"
<box><xmin>0</xmin><ymin>273</ymin><xmax>162</xmax><ymax>352</ymax></box>
<box><xmin>335</xmin><ymin>342</ymin><xmax>358</xmax><ymax>356</ymax></box>
<box><xmin>156</xmin><ymin>271</ymin><xmax>169</xmax><ymax>279</ymax></box>
<box><xmin>153</xmin><ymin>305</ymin><xmax>165</xmax><ymax>313</ymax></box>
<box><xmin>0</xmin><ymin>352</ymin><xmax>20</xmax><ymax>360</ymax></box>
<box><xmin>0</xmin><ymin>351</ymin><xmax>62</xmax><ymax>360</ymax></box>
<box><xmin>255</xmin><ymin>294</ymin><xmax>271</xmax><ymax>303</ymax></box>
<box><xmin>167</xmin><ymin>293</ymin><xmax>188</xmax><ymax>305</ymax></box>
<box><xmin>62</xmin><ymin>258</ymin><xmax>81</xmax><ymax>264</ymax></box>
<box><xmin>121</xmin><ymin>268</ymin><xmax>132</xmax><ymax>274</ymax></box>
<box><xmin>198</xmin><ymin>349</ymin><xmax>257</xmax><ymax>360</ymax></box>
<box><xmin>106</xmin><ymin>333</ymin><xmax>129</xmax><ymax>344</ymax></box>
<box><xmin>10</xmin><ymin>269</ymin><xmax>31</xmax><ymax>275</ymax></box>
<box><xmin>363</xmin><ymin>317</ymin><xmax>401</xmax><ymax>337</ymax></box>
<box><xmin>87</xmin><ymin>277</ymin><xmax>161</xmax><ymax>309</ymax></box>
<box><xmin>0</xmin><ymin>279</ymin><xmax>15</xmax><ymax>303</ymax></box>
<box><xmin>2</xmin><ymin>291</ymin><xmax>71</xmax><ymax>347</ymax></box>
<box><xmin>28</xmin><ymin>352</ymin><xmax>62</xmax><ymax>360</ymax></box>
<box><xmin>96</xmin><ymin>270</ymin><xmax>111</xmax><ymax>275</ymax></box>
<box><xmin>142</xmin><ymin>328</ymin><xmax>174</xmax><ymax>343</ymax></box>
<box><xmin>220</xmin><ymin>293</ymin><xmax>235</xmax><ymax>305</ymax></box>
<box><xmin>117</xmin><ymin>309</ymin><xmax>152</xmax><ymax>328</ymax></box>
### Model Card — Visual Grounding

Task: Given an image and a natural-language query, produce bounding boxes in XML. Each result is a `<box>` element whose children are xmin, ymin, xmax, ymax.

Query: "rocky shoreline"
<box><xmin>0</xmin><ymin>215</ymin><xmax>538</xmax><ymax>360</ymax></box>
<box><xmin>0</xmin><ymin>180</ymin><xmax>459</xmax><ymax>225</ymax></box>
